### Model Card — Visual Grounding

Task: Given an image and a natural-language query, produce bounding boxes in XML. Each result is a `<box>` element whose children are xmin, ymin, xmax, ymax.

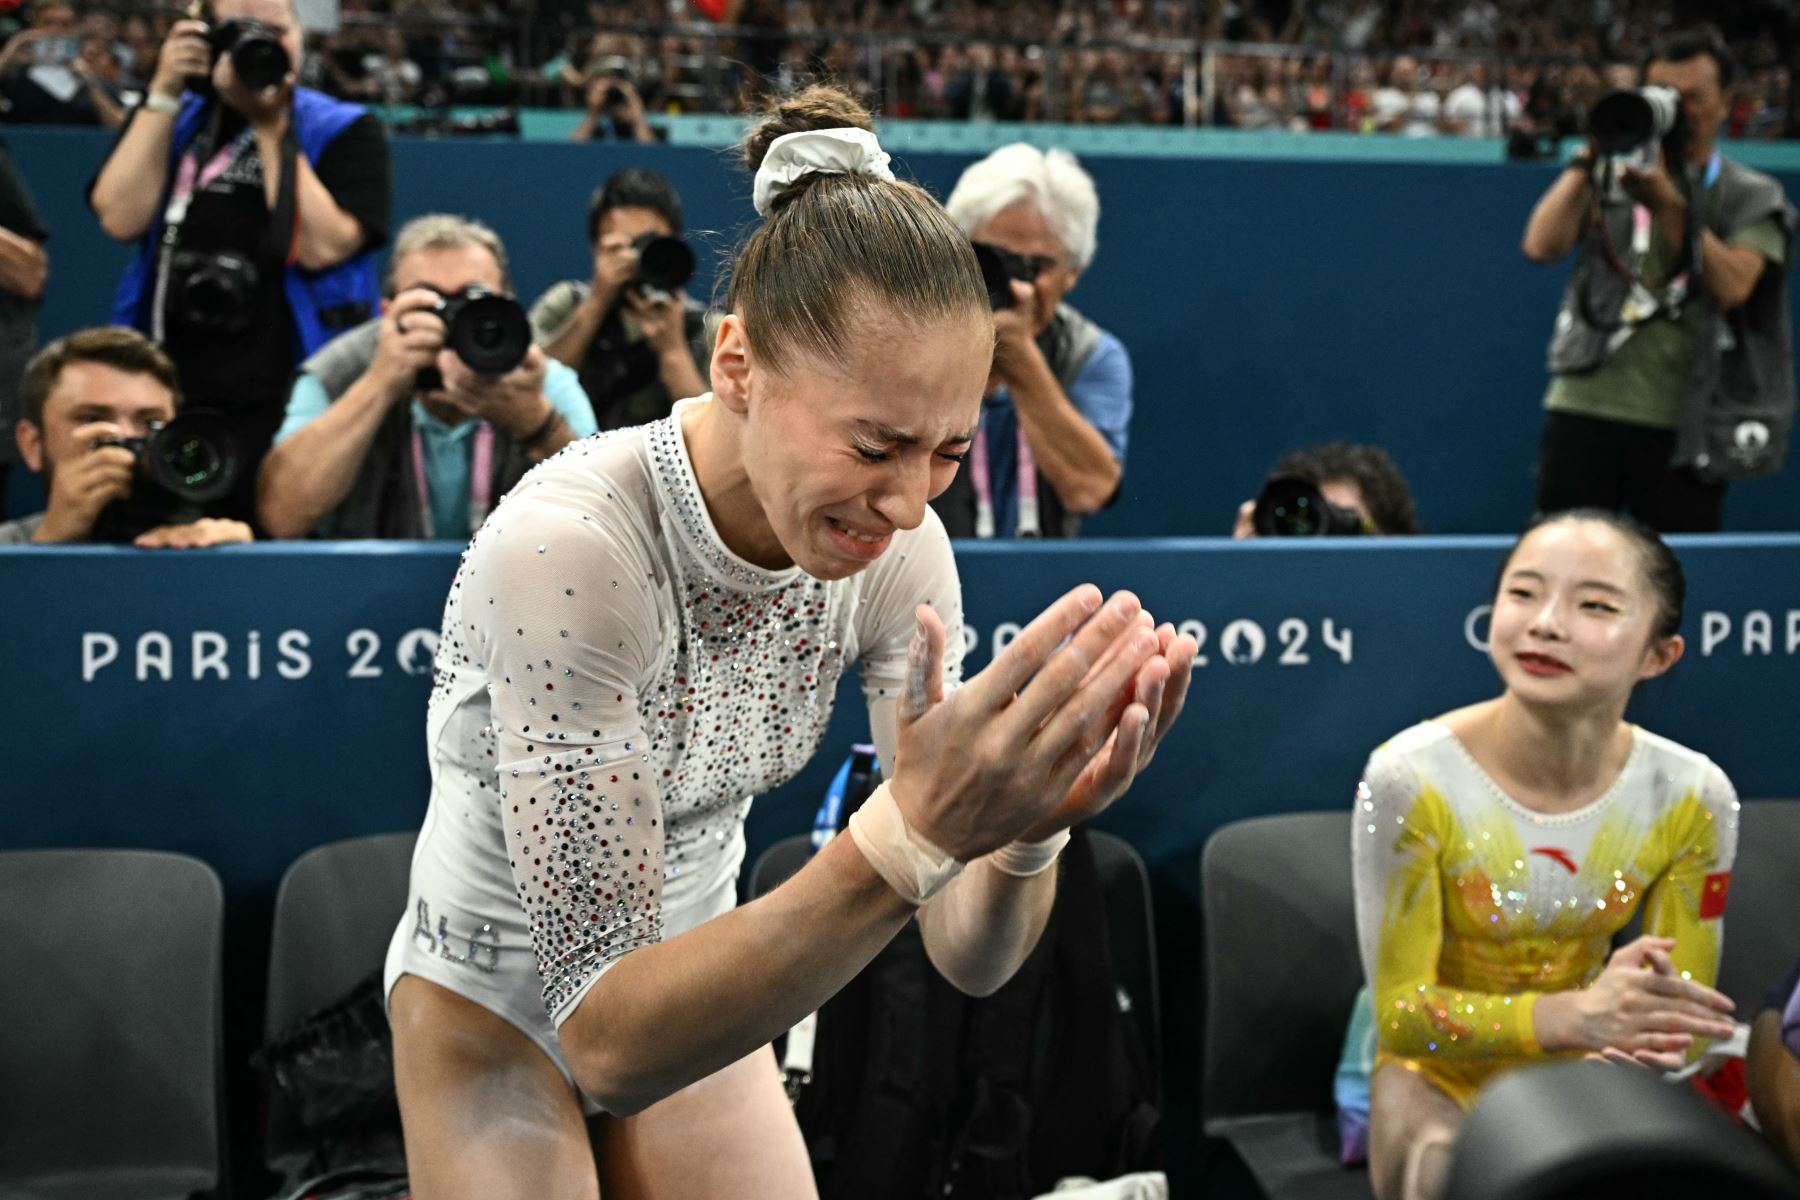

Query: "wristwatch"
<box><xmin>142</xmin><ymin>90</ymin><xmax>182</xmax><ymax>116</ymax></box>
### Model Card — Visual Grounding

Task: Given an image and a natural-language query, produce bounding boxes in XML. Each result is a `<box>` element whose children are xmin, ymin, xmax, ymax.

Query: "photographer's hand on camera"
<box><xmin>436</xmin><ymin>344</ymin><xmax>567</xmax><ymax>458</ymax></box>
<box><xmin>590</xmin><ymin>231</ymin><xmax>638</xmax><ymax>313</ymax></box>
<box><xmin>371</xmin><ymin>289</ymin><xmax>448</xmax><ymax>400</ymax></box>
<box><xmin>990</xmin><ymin>278</ymin><xmax>1043</xmax><ymax>383</ymax></box>
<box><xmin>582</xmin><ymin>75</ymin><xmax>654</xmax><ymax>144</ymax></box>
<box><xmin>625</xmin><ymin>288</ymin><xmax>687</xmax><ymax>356</ymax></box>
<box><xmin>147</xmin><ymin>19</ymin><xmax>211</xmax><ymax>103</ymax></box>
<box><xmin>32</xmin><ymin>423</ymin><xmax>137</xmax><ymax>544</ymax></box>
<box><xmin>1619</xmin><ymin>154</ymin><xmax>1690</xmax><ymax>245</ymax></box>
<box><xmin>214</xmin><ymin>50</ymin><xmax>293</xmax><ymax>134</ymax></box>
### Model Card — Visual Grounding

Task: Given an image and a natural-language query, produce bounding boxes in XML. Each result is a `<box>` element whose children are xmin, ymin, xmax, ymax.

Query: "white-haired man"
<box><xmin>936</xmin><ymin>143</ymin><xmax>1132</xmax><ymax>539</ymax></box>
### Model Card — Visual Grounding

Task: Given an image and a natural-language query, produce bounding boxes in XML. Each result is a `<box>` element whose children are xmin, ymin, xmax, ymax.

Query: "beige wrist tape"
<box><xmin>988</xmin><ymin>828</ymin><xmax>1072</xmax><ymax>877</ymax></box>
<box><xmin>847</xmin><ymin>781</ymin><xmax>962</xmax><ymax>906</ymax></box>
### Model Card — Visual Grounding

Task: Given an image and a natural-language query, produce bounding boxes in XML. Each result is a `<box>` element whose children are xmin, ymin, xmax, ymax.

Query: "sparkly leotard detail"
<box><xmin>1351</xmin><ymin>721</ymin><xmax>1738</xmax><ymax>1108</ymax></box>
<box><xmin>386</xmin><ymin>399</ymin><xmax>963</xmax><ymax>1086</ymax></box>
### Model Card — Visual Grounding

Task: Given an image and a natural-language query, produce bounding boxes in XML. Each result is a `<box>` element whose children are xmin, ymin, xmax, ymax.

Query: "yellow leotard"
<box><xmin>1351</xmin><ymin>721</ymin><xmax>1738</xmax><ymax>1108</ymax></box>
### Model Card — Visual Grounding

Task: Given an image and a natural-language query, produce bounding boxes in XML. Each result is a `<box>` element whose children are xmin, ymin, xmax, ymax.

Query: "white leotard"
<box><xmin>384</xmin><ymin>398</ymin><xmax>964</xmax><ymax>1107</ymax></box>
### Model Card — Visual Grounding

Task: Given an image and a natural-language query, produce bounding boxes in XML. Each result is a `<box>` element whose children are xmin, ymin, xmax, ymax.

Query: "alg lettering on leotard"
<box><xmin>410</xmin><ymin>898</ymin><xmax>500</xmax><ymax>974</ymax></box>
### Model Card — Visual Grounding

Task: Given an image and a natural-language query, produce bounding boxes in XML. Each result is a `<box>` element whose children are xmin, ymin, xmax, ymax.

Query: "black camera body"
<box><xmin>971</xmin><ymin>241</ymin><xmax>1040</xmax><ymax>311</ymax></box>
<box><xmin>90</xmin><ymin>411</ymin><xmax>241</xmax><ymax>543</ymax></box>
<box><xmin>414</xmin><ymin>285</ymin><xmax>532</xmax><ymax>392</ymax></box>
<box><xmin>629</xmin><ymin>234</ymin><xmax>695</xmax><ymax>306</ymax></box>
<box><xmin>168</xmin><ymin>248</ymin><xmax>260</xmax><ymax>336</ymax></box>
<box><xmin>209</xmin><ymin>18</ymin><xmax>291</xmax><ymax>92</ymax></box>
<box><xmin>1252</xmin><ymin>475</ymin><xmax>1367</xmax><ymax>537</ymax></box>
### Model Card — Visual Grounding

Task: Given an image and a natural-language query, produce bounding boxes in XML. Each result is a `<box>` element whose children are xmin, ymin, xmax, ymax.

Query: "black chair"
<box><xmin>262</xmin><ymin>831</ymin><xmax>416</xmax><ymax>1180</ymax></box>
<box><xmin>1200</xmin><ymin>812</ymin><xmax>1373</xmax><ymax>1200</ymax></box>
<box><xmin>1717</xmin><ymin>800</ymin><xmax>1800</xmax><ymax>1014</ymax></box>
<box><xmin>748</xmin><ymin>827</ymin><xmax>1162</xmax><ymax>1062</ymax></box>
<box><xmin>1443</xmin><ymin>1059</ymin><xmax>1800</xmax><ymax>1200</ymax></box>
<box><xmin>0</xmin><ymin>848</ymin><xmax>226</xmax><ymax>1200</ymax></box>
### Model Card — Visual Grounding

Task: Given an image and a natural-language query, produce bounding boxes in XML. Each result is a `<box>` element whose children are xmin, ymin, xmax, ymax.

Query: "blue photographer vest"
<box><xmin>107</xmin><ymin>87</ymin><xmax>379</xmax><ymax>360</ymax></box>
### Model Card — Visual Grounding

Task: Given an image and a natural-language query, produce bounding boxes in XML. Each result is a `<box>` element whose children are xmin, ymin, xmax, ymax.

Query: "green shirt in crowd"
<box><xmin>1546</xmin><ymin>181</ymin><xmax>1787</xmax><ymax>430</ymax></box>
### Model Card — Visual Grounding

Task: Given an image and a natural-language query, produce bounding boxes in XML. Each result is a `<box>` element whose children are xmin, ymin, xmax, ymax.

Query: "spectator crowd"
<box><xmin>2</xmin><ymin>0</ymin><xmax>1795</xmax><ymax>137</ymax></box>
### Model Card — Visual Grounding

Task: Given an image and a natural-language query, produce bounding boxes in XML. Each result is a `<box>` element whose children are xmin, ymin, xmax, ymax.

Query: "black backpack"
<box><xmin>787</xmin><ymin>828</ymin><xmax>1162</xmax><ymax>1199</ymax></box>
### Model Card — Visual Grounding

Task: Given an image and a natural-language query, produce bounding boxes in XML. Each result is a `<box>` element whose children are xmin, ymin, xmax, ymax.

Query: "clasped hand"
<box><xmin>887</xmin><ymin>584</ymin><xmax>1198</xmax><ymax>861</ymax></box>
<box><xmin>1575</xmin><ymin>936</ymin><xmax>1737</xmax><ymax>1071</ymax></box>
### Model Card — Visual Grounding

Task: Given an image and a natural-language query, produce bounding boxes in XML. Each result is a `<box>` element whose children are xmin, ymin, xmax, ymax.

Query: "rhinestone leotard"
<box><xmin>1352</xmin><ymin>720</ymin><xmax>1739</xmax><ymax>1108</ymax></box>
<box><xmin>384</xmin><ymin>398</ymin><xmax>964</xmax><ymax>1103</ymax></box>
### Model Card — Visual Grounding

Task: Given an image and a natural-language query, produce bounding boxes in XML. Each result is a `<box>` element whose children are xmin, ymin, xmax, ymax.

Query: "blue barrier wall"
<box><xmin>7</xmin><ymin>126</ymin><xmax>1800</xmax><ymax>535</ymax></box>
<box><xmin>7</xmin><ymin>536</ymin><xmax>1799</xmax><ymax>1194</ymax></box>
<box><xmin>10</xmin><ymin>537</ymin><xmax>1800</xmax><ymax>886</ymax></box>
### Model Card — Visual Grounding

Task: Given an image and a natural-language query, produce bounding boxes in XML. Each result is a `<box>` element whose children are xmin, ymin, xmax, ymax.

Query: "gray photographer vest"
<box><xmin>932</xmin><ymin>302</ymin><xmax>1106</xmax><ymax>539</ymax></box>
<box><xmin>295</xmin><ymin>319</ymin><xmax>536</xmax><ymax>539</ymax></box>
<box><xmin>1548</xmin><ymin>156</ymin><xmax>1797</xmax><ymax>482</ymax></box>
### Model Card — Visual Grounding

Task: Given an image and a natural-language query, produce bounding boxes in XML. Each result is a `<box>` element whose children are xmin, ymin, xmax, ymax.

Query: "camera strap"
<box><xmin>970</xmin><ymin>422</ymin><xmax>1040</xmax><ymax>539</ymax></box>
<box><xmin>150</xmin><ymin>116</ymin><xmax>255</xmax><ymax>343</ymax></box>
<box><xmin>410</xmin><ymin>421</ymin><xmax>495</xmax><ymax>540</ymax></box>
<box><xmin>1583</xmin><ymin>150</ymin><xmax>1721</xmax><ymax>340</ymax></box>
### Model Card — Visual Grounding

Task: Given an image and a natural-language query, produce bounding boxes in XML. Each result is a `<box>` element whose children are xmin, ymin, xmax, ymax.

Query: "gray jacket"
<box><xmin>1548</xmin><ymin>156</ymin><xmax>1797</xmax><ymax>482</ymax></box>
<box><xmin>297</xmin><ymin>320</ymin><xmax>537</xmax><ymax>539</ymax></box>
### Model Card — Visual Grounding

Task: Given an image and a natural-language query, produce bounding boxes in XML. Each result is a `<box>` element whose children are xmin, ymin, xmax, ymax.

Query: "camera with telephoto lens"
<box><xmin>629</xmin><ymin>234</ymin><xmax>695</xmax><ymax>306</ymax></box>
<box><xmin>167</xmin><ymin>248</ymin><xmax>259</xmax><ymax>336</ymax></box>
<box><xmin>971</xmin><ymin>241</ymin><xmax>1041</xmax><ymax>311</ymax></box>
<box><xmin>1252</xmin><ymin>475</ymin><xmax>1367</xmax><ymax>537</ymax></box>
<box><xmin>209</xmin><ymin>18</ymin><xmax>290</xmax><ymax>91</ymax></box>
<box><xmin>89</xmin><ymin>410</ymin><xmax>241</xmax><ymax>543</ymax></box>
<box><xmin>413</xmin><ymin>285</ymin><xmax>532</xmax><ymax>392</ymax></box>
<box><xmin>1587</xmin><ymin>85</ymin><xmax>1688</xmax><ymax>205</ymax></box>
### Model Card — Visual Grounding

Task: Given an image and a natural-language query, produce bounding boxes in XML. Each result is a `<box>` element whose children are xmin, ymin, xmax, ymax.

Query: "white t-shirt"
<box><xmin>1372</xmin><ymin>85</ymin><xmax>1440</xmax><ymax>137</ymax></box>
<box><xmin>1444</xmin><ymin>83</ymin><xmax>1520</xmax><ymax>138</ymax></box>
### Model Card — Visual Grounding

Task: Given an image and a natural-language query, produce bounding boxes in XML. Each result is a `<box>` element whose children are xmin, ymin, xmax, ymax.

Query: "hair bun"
<box><xmin>742</xmin><ymin>84</ymin><xmax>875</xmax><ymax>174</ymax></box>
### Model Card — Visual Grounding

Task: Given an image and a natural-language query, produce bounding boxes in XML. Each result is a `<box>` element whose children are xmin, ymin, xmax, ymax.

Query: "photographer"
<box><xmin>1231</xmin><ymin>442</ymin><xmax>1422</xmax><ymax>538</ymax></box>
<box><xmin>88</xmin><ymin>0</ymin><xmax>391</xmax><ymax>528</ymax></box>
<box><xmin>1</xmin><ymin>327</ymin><xmax>251</xmax><ymax>547</ymax></box>
<box><xmin>531</xmin><ymin>168</ymin><xmax>708</xmax><ymax>431</ymax></box>
<box><xmin>934</xmin><ymin>143</ymin><xmax>1131</xmax><ymax>539</ymax></box>
<box><xmin>569</xmin><ymin>73</ymin><xmax>659</xmax><ymax>144</ymax></box>
<box><xmin>1522</xmin><ymin>25</ymin><xmax>1796</xmax><ymax>533</ymax></box>
<box><xmin>0</xmin><ymin>138</ymin><xmax>47</xmax><ymax>507</ymax></box>
<box><xmin>257</xmin><ymin>214</ymin><xmax>598</xmax><ymax>540</ymax></box>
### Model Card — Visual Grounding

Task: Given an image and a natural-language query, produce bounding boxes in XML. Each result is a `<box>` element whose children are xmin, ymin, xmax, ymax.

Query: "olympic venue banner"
<box><xmin>5</xmin><ymin>536</ymin><xmax>1798</xmax><ymax>901</ymax></box>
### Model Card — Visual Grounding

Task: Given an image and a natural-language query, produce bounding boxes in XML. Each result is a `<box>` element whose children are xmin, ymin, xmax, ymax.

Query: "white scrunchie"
<box><xmin>752</xmin><ymin>127</ymin><xmax>896</xmax><ymax>217</ymax></box>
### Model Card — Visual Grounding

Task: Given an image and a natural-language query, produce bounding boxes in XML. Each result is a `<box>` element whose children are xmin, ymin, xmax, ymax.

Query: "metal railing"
<box><xmin>307</xmin><ymin>12</ymin><xmax>1793</xmax><ymax>140</ymax></box>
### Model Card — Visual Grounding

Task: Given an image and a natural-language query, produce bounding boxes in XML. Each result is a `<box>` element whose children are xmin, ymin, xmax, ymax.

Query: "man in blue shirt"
<box><xmin>257</xmin><ymin>214</ymin><xmax>597</xmax><ymax>539</ymax></box>
<box><xmin>936</xmin><ymin>143</ymin><xmax>1132</xmax><ymax>539</ymax></box>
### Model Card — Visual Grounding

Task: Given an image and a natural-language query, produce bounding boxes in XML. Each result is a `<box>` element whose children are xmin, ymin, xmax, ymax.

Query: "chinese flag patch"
<box><xmin>1700</xmin><ymin>871</ymin><xmax>1732</xmax><ymax>919</ymax></box>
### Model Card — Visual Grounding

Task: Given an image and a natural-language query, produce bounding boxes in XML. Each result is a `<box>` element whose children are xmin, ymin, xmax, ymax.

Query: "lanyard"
<box><xmin>411</xmin><ymin>421</ymin><xmax>495</xmax><ymax>540</ymax></box>
<box><xmin>1618</xmin><ymin>150</ymin><xmax>1723</xmax><ymax>331</ymax></box>
<box><xmin>970</xmin><ymin>420</ymin><xmax>1040</xmax><ymax>539</ymax></box>
<box><xmin>151</xmin><ymin>128</ymin><xmax>254</xmax><ymax>344</ymax></box>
